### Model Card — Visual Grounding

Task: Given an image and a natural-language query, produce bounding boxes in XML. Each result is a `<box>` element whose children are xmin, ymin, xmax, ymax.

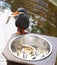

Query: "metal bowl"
<box><xmin>9</xmin><ymin>34</ymin><xmax>52</xmax><ymax>61</ymax></box>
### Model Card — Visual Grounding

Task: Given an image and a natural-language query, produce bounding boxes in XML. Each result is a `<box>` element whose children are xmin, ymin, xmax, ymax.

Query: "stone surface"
<box><xmin>2</xmin><ymin>34</ymin><xmax>57</xmax><ymax>65</ymax></box>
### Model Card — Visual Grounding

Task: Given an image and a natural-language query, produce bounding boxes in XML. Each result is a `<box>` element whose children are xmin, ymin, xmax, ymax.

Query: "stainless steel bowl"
<box><xmin>9</xmin><ymin>34</ymin><xmax>52</xmax><ymax>61</ymax></box>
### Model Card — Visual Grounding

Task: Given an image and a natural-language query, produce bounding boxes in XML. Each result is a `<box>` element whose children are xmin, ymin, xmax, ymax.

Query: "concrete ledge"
<box><xmin>2</xmin><ymin>34</ymin><xmax>57</xmax><ymax>65</ymax></box>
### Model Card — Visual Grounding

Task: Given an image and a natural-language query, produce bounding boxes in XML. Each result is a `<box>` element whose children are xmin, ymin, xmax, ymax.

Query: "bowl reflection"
<box><xmin>9</xmin><ymin>34</ymin><xmax>52</xmax><ymax>61</ymax></box>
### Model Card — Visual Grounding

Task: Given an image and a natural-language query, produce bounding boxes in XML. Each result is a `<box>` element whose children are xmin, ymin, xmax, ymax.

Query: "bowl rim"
<box><xmin>9</xmin><ymin>33</ymin><xmax>52</xmax><ymax>61</ymax></box>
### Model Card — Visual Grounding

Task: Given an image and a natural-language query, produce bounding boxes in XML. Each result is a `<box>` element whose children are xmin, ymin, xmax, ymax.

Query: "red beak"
<box><xmin>12</xmin><ymin>11</ymin><xmax>19</xmax><ymax>16</ymax></box>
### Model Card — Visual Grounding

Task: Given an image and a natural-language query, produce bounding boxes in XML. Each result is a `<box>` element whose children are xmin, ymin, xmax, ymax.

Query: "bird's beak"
<box><xmin>12</xmin><ymin>11</ymin><xmax>19</xmax><ymax>16</ymax></box>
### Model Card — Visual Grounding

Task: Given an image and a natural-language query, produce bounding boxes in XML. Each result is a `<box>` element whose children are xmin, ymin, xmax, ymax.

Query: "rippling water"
<box><xmin>0</xmin><ymin>0</ymin><xmax>57</xmax><ymax>37</ymax></box>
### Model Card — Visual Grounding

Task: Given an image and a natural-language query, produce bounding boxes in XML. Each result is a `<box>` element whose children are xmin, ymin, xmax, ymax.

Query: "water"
<box><xmin>0</xmin><ymin>1</ymin><xmax>56</xmax><ymax>64</ymax></box>
<box><xmin>0</xmin><ymin>1</ymin><xmax>17</xmax><ymax>55</ymax></box>
<box><xmin>0</xmin><ymin>0</ymin><xmax>57</xmax><ymax>37</ymax></box>
<box><xmin>0</xmin><ymin>1</ymin><xmax>11</xmax><ymax>11</ymax></box>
